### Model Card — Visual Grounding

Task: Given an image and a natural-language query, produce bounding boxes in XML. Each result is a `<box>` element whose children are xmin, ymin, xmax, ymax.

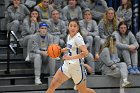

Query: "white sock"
<box><xmin>123</xmin><ymin>78</ymin><xmax>127</xmax><ymax>82</ymax></box>
<box><xmin>25</xmin><ymin>54</ymin><xmax>30</xmax><ymax>61</ymax></box>
<box><xmin>35</xmin><ymin>76</ymin><xmax>40</xmax><ymax>79</ymax></box>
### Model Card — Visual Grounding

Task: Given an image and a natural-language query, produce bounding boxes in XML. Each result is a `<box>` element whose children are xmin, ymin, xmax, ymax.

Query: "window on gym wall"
<box><xmin>105</xmin><ymin>0</ymin><xmax>121</xmax><ymax>10</ymax></box>
<box><xmin>132</xmin><ymin>0</ymin><xmax>139</xmax><ymax>35</ymax></box>
<box><xmin>138</xmin><ymin>2</ymin><xmax>140</xmax><ymax>31</ymax></box>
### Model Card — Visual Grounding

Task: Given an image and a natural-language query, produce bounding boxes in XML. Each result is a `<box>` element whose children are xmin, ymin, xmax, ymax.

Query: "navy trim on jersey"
<box><xmin>60</xmin><ymin>66</ymin><xmax>63</xmax><ymax>72</ymax></box>
<box><xmin>76</xmin><ymin>48</ymin><xmax>80</xmax><ymax>64</ymax></box>
<box><xmin>76</xmin><ymin>48</ymin><xmax>78</xmax><ymax>54</ymax></box>
<box><xmin>77</xmin><ymin>59</ymin><xmax>84</xmax><ymax>85</ymax></box>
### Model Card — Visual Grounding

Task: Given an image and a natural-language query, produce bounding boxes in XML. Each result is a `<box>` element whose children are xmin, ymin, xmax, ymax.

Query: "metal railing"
<box><xmin>5</xmin><ymin>31</ymin><xmax>19</xmax><ymax>74</ymax></box>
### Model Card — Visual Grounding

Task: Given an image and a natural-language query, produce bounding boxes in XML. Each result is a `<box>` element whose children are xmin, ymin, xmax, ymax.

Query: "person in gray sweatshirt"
<box><xmin>34</xmin><ymin>0</ymin><xmax>53</xmax><ymax>22</ymax></box>
<box><xmin>79</xmin><ymin>8</ymin><xmax>100</xmax><ymax>60</ymax></box>
<box><xmin>46</xmin><ymin>10</ymin><xmax>67</xmax><ymax>47</ymax></box>
<box><xmin>30</xmin><ymin>22</ymin><xmax>57</xmax><ymax>85</ymax></box>
<box><xmin>6</xmin><ymin>0</ymin><xmax>30</xmax><ymax>39</ymax></box>
<box><xmin>98</xmin><ymin>7</ymin><xmax>119</xmax><ymax>40</ymax></box>
<box><xmin>116</xmin><ymin>0</ymin><xmax>132</xmax><ymax>28</ymax></box>
<box><xmin>49</xmin><ymin>0</ymin><xmax>67</xmax><ymax>21</ymax></box>
<box><xmin>84</xmin><ymin>53</ymin><xmax>96</xmax><ymax>75</ymax></box>
<box><xmin>99</xmin><ymin>35</ymin><xmax>132</xmax><ymax>88</ymax></box>
<box><xmin>5</xmin><ymin>0</ymin><xmax>36</xmax><ymax>8</ymax></box>
<box><xmin>113</xmin><ymin>21</ymin><xmax>140</xmax><ymax>74</ymax></box>
<box><xmin>62</xmin><ymin>0</ymin><xmax>83</xmax><ymax>24</ymax></box>
<box><xmin>66</xmin><ymin>0</ymin><xmax>89</xmax><ymax>10</ymax></box>
<box><xmin>80</xmin><ymin>0</ymin><xmax>108</xmax><ymax>23</ymax></box>
<box><xmin>19</xmin><ymin>9</ymin><xmax>40</xmax><ymax>61</ymax></box>
<box><xmin>49</xmin><ymin>0</ymin><xmax>67</xmax><ymax>11</ymax></box>
<box><xmin>97</xmin><ymin>7</ymin><xmax>119</xmax><ymax>60</ymax></box>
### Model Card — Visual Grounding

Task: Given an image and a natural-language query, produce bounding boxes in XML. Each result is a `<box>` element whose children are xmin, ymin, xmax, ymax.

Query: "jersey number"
<box><xmin>68</xmin><ymin>49</ymin><xmax>72</xmax><ymax>56</ymax></box>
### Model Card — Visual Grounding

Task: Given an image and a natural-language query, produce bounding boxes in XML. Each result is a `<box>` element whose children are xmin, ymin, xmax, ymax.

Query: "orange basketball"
<box><xmin>47</xmin><ymin>44</ymin><xmax>61</xmax><ymax>58</ymax></box>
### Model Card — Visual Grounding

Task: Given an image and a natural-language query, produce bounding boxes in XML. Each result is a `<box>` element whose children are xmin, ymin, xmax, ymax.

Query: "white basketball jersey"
<box><xmin>64</xmin><ymin>32</ymin><xmax>85</xmax><ymax>65</ymax></box>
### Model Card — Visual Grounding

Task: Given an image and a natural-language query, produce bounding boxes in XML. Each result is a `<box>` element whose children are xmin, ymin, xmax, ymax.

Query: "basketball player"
<box><xmin>46</xmin><ymin>19</ymin><xmax>96</xmax><ymax>93</ymax></box>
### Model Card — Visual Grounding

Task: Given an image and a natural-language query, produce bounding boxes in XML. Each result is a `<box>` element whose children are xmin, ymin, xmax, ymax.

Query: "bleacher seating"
<box><xmin>48</xmin><ymin>75</ymin><xmax>140</xmax><ymax>93</ymax></box>
<box><xmin>0</xmin><ymin>0</ymin><xmax>140</xmax><ymax>93</ymax></box>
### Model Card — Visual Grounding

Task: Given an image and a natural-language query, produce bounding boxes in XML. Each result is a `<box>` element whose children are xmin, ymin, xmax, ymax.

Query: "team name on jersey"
<box><xmin>67</xmin><ymin>44</ymin><xmax>72</xmax><ymax>49</ymax></box>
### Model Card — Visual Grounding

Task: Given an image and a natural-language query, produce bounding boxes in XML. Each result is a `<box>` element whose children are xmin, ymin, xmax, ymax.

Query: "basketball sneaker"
<box><xmin>122</xmin><ymin>81</ymin><xmax>132</xmax><ymax>88</ymax></box>
<box><xmin>35</xmin><ymin>77</ymin><xmax>42</xmax><ymax>85</ymax></box>
<box><xmin>25</xmin><ymin>54</ymin><xmax>30</xmax><ymax>62</ymax></box>
<box><xmin>128</xmin><ymin>67</ymin><xmax>136</xmax><ymax>74</ymax></box>
<box><xmin>74</xmin><ymin>85</ymin><xmax>77</xmax><ymax>90</ymax></box>
<box><xmin>133</xmin><ymin>66</ymin><xmax>140</xmax><ymax>74</ymax></box>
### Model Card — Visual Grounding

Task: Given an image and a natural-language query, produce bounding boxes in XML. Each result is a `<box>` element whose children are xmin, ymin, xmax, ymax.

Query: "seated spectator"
<box><xmin>113</xmin><ymin>21</ymin><xmax>140</xmax><ymax>74</ymax></box>
<box><xmin>6</xmin><ymin>0</ymin><xmax>30</xmax><ymax>40</ymax></box>
<box><xmin>116</xmin><ymin>0</ymin><xmax>132</xmax><ymax>28</ymax></box>
<box><xmin>49</xmin><ymin>0</ymin><xmax>67</xmax><ymax>11</ymax></box>
<box><xmin>5</xmin><ymin>0</ymin><xmax>36</xmax><ymax>9</ymax></box>
<box><xmin>62</xmin><ymin>0</ymin><xmax>83</xmax><ymax>24</ymax></box>
<box><xmin>29</xmin><ymin>22</ymin><xmax>57</xmax><ymax>85</ymax></box>
<box><xmin>19</xmin><ymin>9</ymin><xmax>41</xmax><ymax>62</ymax></box>
<box><xmin>34</xmin><ymin>0</ymin><xmax>53</xmax><ymax>22</ymax></box>
<box><xmin>98</xmin><ymin>7</ymin><xmax>119</xmax><ymax>41</ymax></box>
<box><xmin>97</xmin><ymin>7</ymin><xmax>119</xmax><ymax>60</ymax></box>
<box><xmin>49</xmin><ymin>0</ymin><xmax>67</xmax><ymax>20</ymax></box>
<box><xmin>84</xmin><ymin>53</ymin><xmax>95</xmax><ymax>75</ymax></box>
<box><xmin>80</xmin><ymin>0</ymin><xmax>108</xmax><ymax>22</ymax></box>
<box><xmin>69</xmin><ymin>0</ymin><xmax>87</xmax><ymax>10</ymax></box>
<box><xmin>46</xmin><ymin>9</ymin><xmax>67</xmax><ymax>47</ymax></box>
<box><xmin>99</xmin><ymin>35</ymin><xmax>132</xmax><ymax>88</ymax></box>
<box><xmin>79</xmin><ymin>8</ymin><xmax>100</xmax><ymax>60</ymax></box>
<box><xmin>58</xmin><ymin>0</ymin><xmax>87</xmax><ymax>10</ymax></box>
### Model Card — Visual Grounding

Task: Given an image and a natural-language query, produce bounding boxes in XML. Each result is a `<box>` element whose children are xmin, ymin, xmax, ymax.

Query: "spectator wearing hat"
<box><xmin>29</xmin><ymin>22</ymin><xmax>57</xmax><ymax>85</ymax></box>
